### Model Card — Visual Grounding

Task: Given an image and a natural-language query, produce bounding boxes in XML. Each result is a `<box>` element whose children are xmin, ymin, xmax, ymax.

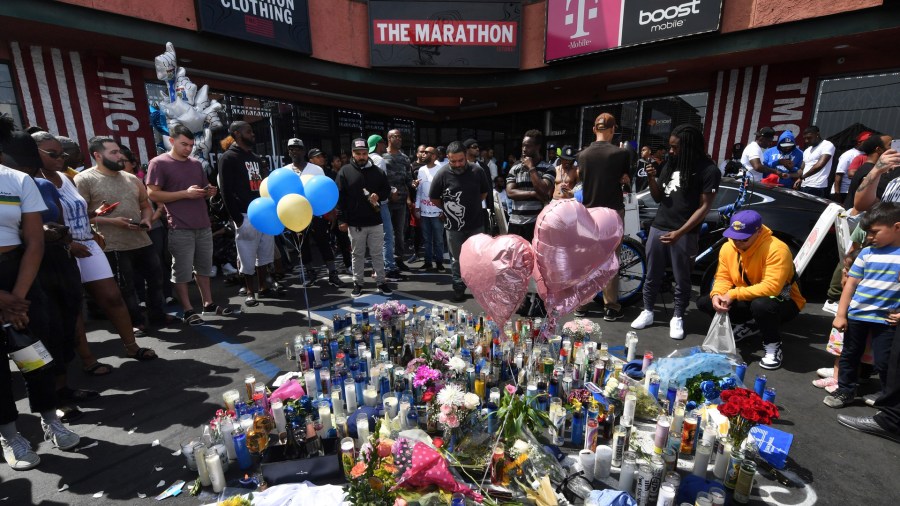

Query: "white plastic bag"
<box><xmin>702</xmin><ymin>312</ymin><xmax>737</xmax><ymax>355</ymax></box>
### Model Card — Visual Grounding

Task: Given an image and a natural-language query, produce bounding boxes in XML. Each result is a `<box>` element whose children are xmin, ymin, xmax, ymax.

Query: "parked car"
<box><xmin>637</xmin><ymin>177</ymin><xmax>840</xmax><ymax>299</ymax></box>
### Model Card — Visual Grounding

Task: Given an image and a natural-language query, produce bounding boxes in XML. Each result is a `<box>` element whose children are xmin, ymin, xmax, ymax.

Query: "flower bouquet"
<box><xmin>372</xmin><ymin>300</ymin><xmax>409</xmax><ymax>324</ymax></box>
<box><xmin>561</xmin><ymin>318</ymin><xmax>599</xmax><ymax>342</ymax></box>
<box><xmin>346</xmin><ymin>421</ymin><xmax>400</xmax><ymax>505</ymax></box>
<box><xmin>685</xmin><ymin>373</ymin><xmax>738</xmax><ymax>407</ymax></box>
<box><xmin>717</xmin><ymin>387</ymin><xmax>779</xmax><ymax>449</ymax></box>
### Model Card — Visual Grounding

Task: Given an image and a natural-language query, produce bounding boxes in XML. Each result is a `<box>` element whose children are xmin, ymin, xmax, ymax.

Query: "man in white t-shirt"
<box><xmin>794</xmin><ymin>126</ymin><xmax>836</xmax><ymax>198</ymax></box>
<box><xmin>833</xmin><ymin>131</ymin><xmax>872</xmax><ymax>203</ymax></box>
<box><xmin>282</xmin><ymin>138</ymin><xmax>340</xmax><ymax>287</ymax></box>
<box><xmin>740</xmin><ymin>127</ymin><xmax>777</xmax><ymax>181</ymax></box>
<box><xmin>414</xmin><ymin>146</ymin><xmax>446</xmax><ymax>272</ymax></box>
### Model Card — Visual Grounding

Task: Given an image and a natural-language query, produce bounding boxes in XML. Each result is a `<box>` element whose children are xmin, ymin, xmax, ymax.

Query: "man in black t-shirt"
<box><xmin>631</xmin><ymin>124</ymin><xmax>721</xmax><ymax>340</ymax></box>
<box><xmin>429</xmin><ymin>141</ymin><xmax>490</xmax><ymax>303</ymax></box>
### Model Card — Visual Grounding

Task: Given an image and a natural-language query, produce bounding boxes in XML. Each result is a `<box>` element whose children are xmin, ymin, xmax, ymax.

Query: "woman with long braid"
<box><xmin>631</xmin><ymin>124</ymin><xmax>721</xmax><ymax>340</ymax></box>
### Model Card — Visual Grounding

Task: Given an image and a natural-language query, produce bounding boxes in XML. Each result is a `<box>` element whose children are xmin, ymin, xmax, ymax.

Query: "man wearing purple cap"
<box><xmin>696</xmin><ymin>210</ymin><xmax>806</xmax><ymax>369</ymax></box>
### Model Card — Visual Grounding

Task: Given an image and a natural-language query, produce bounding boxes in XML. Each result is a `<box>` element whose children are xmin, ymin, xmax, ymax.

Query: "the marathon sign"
<box><xmin>546</xmin><ymin>0</ymin><xmax>722</xmax><ymax>62</ymax></box>
<box><xmin>369</xmin><ymin>1</ymin><xmax>521</xmax><ymax>68</ymax></box>
<box><xmin>196</xmin><ymin>0</ymin><xmax>312</xmax><ymax>54</ymax></box>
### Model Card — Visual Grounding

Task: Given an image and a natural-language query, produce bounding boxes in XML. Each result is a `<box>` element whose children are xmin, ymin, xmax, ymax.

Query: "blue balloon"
<box><xmin>304</xmin><ymin>175</ymin><xmax>339</xmax><ymax>216</ymax></box>
<box><xmin>267</xmin><ymin>168</ymin><xmax>305</xmax><ymax>203</ymax></box>
<box><xmin>247</xmin><ymin>197</ymin><xmax>284</xmax><ymax>235</ymax></box>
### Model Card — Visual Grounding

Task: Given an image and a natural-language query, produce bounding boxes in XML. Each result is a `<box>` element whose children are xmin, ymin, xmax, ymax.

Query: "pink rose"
<box><xmin>505</xmin><ymin>384</ymin><xmax>517</xmax><ymax>396</ymax></box>
<box><xmin>438</xmin><ymin>413</ymin><xmax>447</xmax><ymax>424</ymax></box>
<box><xmin>447</xmin><ymin>414</ymin><xmax>459</xmax><ymax>428</ymax></box>
<box><xmin>441</xmin><ymin>404</ymin><xmax>452</xmax><ymax>414</ymax></box>
<box><xmin>394</xmin><ymin>499</ymin><xmax>408</xmax><ymax>506</ymax></box>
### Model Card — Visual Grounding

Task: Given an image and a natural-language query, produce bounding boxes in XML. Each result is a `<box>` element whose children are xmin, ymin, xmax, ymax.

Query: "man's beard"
<box><xmin>102</xmin><ymin>155</ymin><xmax>124</xmax><ymax>171</ymax></box>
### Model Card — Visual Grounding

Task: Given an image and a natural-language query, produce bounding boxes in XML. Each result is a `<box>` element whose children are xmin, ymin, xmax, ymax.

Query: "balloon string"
<box><xmin>292</xmin><ymin>231</ymin><xmax>314</xmax><ymax>330</ymax></box>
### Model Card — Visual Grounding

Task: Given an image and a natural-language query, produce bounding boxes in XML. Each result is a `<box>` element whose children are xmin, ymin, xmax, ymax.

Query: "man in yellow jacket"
<box><xmin>697</xmin><ymin>210</ymin><xmax>806</xmax><ymax>370</ymax></box>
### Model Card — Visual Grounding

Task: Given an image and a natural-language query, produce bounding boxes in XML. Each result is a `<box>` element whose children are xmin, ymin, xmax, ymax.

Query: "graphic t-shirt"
<box><xmin>55</xmin><ymin>174</ymin><xmax>93</xmax><ymax>241</ymax></box>
<box><xmin>217</xmin><ymin>144</ymin><xmax>268</xmax><ymax>223</ymax></box>
<box><xmin>652</xmin><ymin>158</ymin><xmax>721</xmax><ymax>232</ymax></box>
<box><xmin>0</xmin><ymin>165</ymin><xmax>47</xmax><ymax>247</ymax></box>
<box><xmin>848</xmin><ymin>245</ymin><xmax>900</xmax><ymax>323</ymax></box>
<box><xmin>74</xmin><ymin>168</ymin><xmax>152</xmax><ymax>251</ymax></box>
<box><xmin>801</xmin><ymin>139</ymin><xmax>836</xmax><ymax>189</ymax></box>
<box><xmin>383</xmin><ymin>151</ymin><xmax>412</xmax><ymax>203</ymax></box>
<box><xmin>416</xmin><ymin>164</ymin><xmax>442</xmax><ymax>217</ymax></box>
<box><xmin>429</xmin><ymin>163</ymin><xmax>490</xmax><ymax>232</ymax></box>
<box><xmin>145</xmin><ymin>153</ymin><xmax>212</xmax><ymax>230</ymax></box>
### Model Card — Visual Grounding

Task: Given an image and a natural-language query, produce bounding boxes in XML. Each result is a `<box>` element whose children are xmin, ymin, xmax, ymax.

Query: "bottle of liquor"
<box><xmin>4</xmin><ymin>324</ymin><xmax>54</xmax><ymax>375</ymax></box>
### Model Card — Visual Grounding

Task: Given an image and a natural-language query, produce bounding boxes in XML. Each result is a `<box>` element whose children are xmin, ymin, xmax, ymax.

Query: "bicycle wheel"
<box><xmin>595</xmin><ymin>236</ymin><xmax>647</xmax><ymax>306</ymax></box>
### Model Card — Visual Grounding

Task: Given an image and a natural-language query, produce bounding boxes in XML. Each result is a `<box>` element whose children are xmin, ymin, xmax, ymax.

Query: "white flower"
<box><xmin>437</xmin><ymin>384</ymin><xmax>465</xmax><ymax>407</ymax></box>
<box><xmin>463</xmin><ymin>392</ymin><xmax>481</xmax><ymax>410</ymax></box>
<box><xmin>448</xmin><ymin>356</ymin><xmax>467</xmax><ymax>374</ymax></box>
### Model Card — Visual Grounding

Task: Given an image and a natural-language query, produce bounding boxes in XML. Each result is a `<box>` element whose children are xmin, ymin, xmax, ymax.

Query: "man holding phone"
<box><xmin>75</xmin><ymin>136</ymin><xmax>168</xmax><ymax>334</ymax></box>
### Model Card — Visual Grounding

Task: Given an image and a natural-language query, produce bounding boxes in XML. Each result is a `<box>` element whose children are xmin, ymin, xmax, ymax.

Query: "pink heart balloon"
<box><xmin>535</xmin><ymin>253</ymin><xmax>620</xmax><ymax>315</ymax></box>
<box><xmin>532</xmin><ymin>200</ymin><xmax>623</xmax><ymax>293</ymax></box>
<box><xmin>460</xmin><ymin>234</ymin><xmax>535</xmax><ymax>326</ymax></box>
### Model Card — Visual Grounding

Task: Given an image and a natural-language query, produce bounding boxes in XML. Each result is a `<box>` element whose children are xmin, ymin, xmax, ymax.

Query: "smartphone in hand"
<box><xmin>95</xmin><ymin>201</ymin><xmax>120</xmax><ymax>216</ymax></box>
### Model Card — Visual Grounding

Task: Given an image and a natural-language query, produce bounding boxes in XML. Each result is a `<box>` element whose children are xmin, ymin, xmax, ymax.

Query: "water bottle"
<box><xmin>4</xmin><ymin>324</ymin><xmax>54</xmax><ymax>375</ymax></box>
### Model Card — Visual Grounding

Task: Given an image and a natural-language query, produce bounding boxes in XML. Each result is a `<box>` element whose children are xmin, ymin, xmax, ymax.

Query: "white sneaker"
<box><xmin>760</xmin><ymin>342</ymin><xmax>783</xmax><ymax>370</ymax></box>
<box><xmin>733</xmin><ymin>320</ymin><xmax>760</xmax><ymax>343</ymax></box>
<box><xmin>817</xmin><ymin>367</ymin><xmax>835</xmax><ymax>379</ymax></box>
<box><xmin>222</xmin><ymin>263</ymin><xmax>238</xmax><ymax>276</ymax></box>
<box><xmin>1</xmin><ymin>434</ymin><xmax>40</xmax><ymax>470</ymax></box>
<box><xmin>669</xmin><ymin>316</ymin><xmax>685</xmax><ymax>340</ymax></box>
<box><xmin>42</xmin><ymin>419</ymin><xmax>80</xmax><ymax>450</ymax></box>
<box><xmin>822</xmin><ymin>300</ymin><xmax>839</xmax><ymax>315</ymax></box>
<box><xmin>631</xmin><ymin>310</ymin><xmax>654</xmax><ymax>329</ymax></box>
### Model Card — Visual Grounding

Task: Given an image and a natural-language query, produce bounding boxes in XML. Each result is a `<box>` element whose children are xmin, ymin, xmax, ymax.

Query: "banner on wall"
<box><xmin>704</xmin><ymin>62</ymin><xmax>818</xmax><ymax>164</ymax></box>
<box><xmin>546</xmin><ymin>0</ymin><xmax>723</xmax><ymax>62</ymax></box>
<box><xmin>369</xmin><ymin>1</ymin><xmax>521</xmax><ymax>68</ymax></box>
<box><xmin>196</xmin><ymin>0</ymin><xmax>311</xmax><ymax>54</ymax></box>
<box><xmin>9</xmin><ymin>42</ymin><xmax>156</xmax><ymax>165</ymax></box>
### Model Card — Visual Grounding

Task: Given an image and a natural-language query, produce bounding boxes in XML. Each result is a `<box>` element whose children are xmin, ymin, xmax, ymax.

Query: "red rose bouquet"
<box><xmin>717</xmin><ymin>388</ymin><xmax>779</xmax><ymax>449</ymax></box>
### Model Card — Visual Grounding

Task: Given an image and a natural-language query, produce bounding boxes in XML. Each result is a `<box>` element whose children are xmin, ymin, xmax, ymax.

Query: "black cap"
<box><xmin>307</xmin><ymin>148</ymin><xmax>323</xmax><ymax>158</ymax></box>
<box><xmin>559</xmin><ymin>145</ymin><xmax>576</xmax><ymax>160</ymax></box>
<box><xmin>351</xmin><ymin>138</ymin><xmax>368</xmax><ymax>151</ymax></box>
<box><xmin>757</xmin><ymin>127</ymin><xmax>776</xmax><ymax>138</ymax></box>
<box><xmin>463</xmin><ymin>138</ymin><xmax>479</xmax><ymax>149</ymax></box>
<box><xmin>547</xmin><ymin>142</ymin><xmax>557</xmax><ymax>150</ymax></box>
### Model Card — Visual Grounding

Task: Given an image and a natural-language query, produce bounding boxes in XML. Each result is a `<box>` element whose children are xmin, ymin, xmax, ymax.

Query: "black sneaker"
<box><xmin>451</xmin><ymin>290</ymin><xmax>466</xmax><ymax>303</ymax></box>
<box><xmin>759</xmin><ymin>342</ymin><xmax>783</xmax><ymax>370</ymax></box>
<box><xmin>573</xmin><ymin>308</ymin><xmax>587</xmax><ymax>317</ymax></box>
<box><xmin>824</xmin><ymin>391</ymin><xmax>854</xmax><ymax>408</ymax></box>
<box><xmin>328</xmin><ymin>272</ymin><xmax>344</xmax><ymax>288</ymax></box>
<box><xmin>303</xmin><ymin>269</ymin><xmax>318</xmax><ymax>287</ymax></box>
<box><xmin>733</xmin><ymin>319</ymin><xmax>760</xmax><ymax>343</ymax></box>
<box><xmin>351</xmin><ymin>284</ymin><xmax>364</xmax><ymax>298</ymax></box>
<box><xmin>422</xmin><ymin>262</ymin><xmax>434</xmax><ymax>272</ymax></box>
<box><xmin>385</xmin><ymin>270</ymin><xmax>403</xmax><ymax>282</ymax></box>
<box><xmin>603</xmin><ymin>308</ymin><xmax>623</xmax><ymax>321</ymax></box>
<box><xmin>377</xmin><ymin>284</ymin><xmax>393</xmax><ymax>296</ymax></box>
<box><xmin>435</xmin><ymin>263</ymin><xmax>447</xmax><ymax>273</ymax></box>
<box><xmin>396</xmin><ymin>261</ymin><xmax>411</xmax><ymax>272</ymax></box>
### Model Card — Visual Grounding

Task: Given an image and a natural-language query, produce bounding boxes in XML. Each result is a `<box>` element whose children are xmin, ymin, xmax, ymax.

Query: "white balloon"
<box><xmin>193</xmin><ymin>85</ymin><xmax>210</xmax><ymax>112</ymax></box>
<box><xmin>203</xmin><ymin>101</ymin><xmax>224</xmax><ymax>131</ymax></box>
<box><xmin>154</xmin><ymin>42</ymin><xmax>176</xmax><ymax>81</ymax></box>
<box><xmin>176</xmin><ymin>107</ymin><xmax>206</xmax><ymax>134</ymax></box>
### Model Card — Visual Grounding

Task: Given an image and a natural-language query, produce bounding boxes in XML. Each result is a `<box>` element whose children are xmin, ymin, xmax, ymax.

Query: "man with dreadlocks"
<box><xmin>631</xmin><ymin>124</ymin><xmax>721</xmax><ymax>339</ymax></box>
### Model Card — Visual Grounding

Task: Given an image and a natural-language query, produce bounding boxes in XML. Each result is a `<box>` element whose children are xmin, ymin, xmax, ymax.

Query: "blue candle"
<box><xmin>648</xmin><ymin>377</ymin><xmax>661</xmax><ymax>400</ymax></box>
<box><xmin>666</xmin><ymin>381</ymin><xmax>678</xmax><ymax>414</ymax></box>
<box><xmin>735</xmin><ymin>362</ymin><xmax>747</xmax><ymax>383</ymax></box>
<box><xmin>763</xmin><ymin>387</ymin><xmax>776</xmax><ymax>404</ymax></box>
<box><xmin>232</xmin><ymin>431</ymin><xmax>252</xmax><ymax>470</ymax></box>
<box><xmin>754</xmin><ymin>374</ymin><xmax>767</xmax><ymax>396</ymax></box>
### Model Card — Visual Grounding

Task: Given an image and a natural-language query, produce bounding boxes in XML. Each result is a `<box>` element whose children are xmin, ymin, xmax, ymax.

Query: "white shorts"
<box><xmin>235</xmin><ymin>215</ymin><xmax>275</xmax><ymax>275</ymax></box>
<box><xmin>74</xmin><ymin>239</ymin><xmax>114</xmax><ymax>283</ymax></box>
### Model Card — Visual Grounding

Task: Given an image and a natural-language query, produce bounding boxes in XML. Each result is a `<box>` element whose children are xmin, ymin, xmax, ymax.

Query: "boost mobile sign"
<box><xmin>546</xmin><ymin>0</ymin><xmax>722</xmax><ymax>62</ymax></box>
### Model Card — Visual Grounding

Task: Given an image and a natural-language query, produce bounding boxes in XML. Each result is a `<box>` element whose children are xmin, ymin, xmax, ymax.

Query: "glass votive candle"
<box><xmin>222</xmin><ymin>389</ymin><xmax>241</xmax><ymax>411</ymax></box>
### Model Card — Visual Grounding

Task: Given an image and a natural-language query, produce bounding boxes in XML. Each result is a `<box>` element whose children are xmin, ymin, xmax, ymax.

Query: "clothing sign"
<box><xmin>369</xmin><ymin>1</ymin><xmax>521</xmax><ymax>68</ymax></box>
<box><xmin>196</xmin><ymin>0</ymin><xmax>311</xmax><ymax>54</ymax></box>
<box><xmin>545</xmin><ymin>0</ymin><xmax>722</xmax><ymax>62</ymax></box>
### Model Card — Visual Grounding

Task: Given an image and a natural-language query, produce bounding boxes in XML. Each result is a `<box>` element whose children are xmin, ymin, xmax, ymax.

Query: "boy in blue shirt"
<box><xmin>826</xmin><ymin>201</ymin><xmax>900</xmax><ymax>408</ymax></box>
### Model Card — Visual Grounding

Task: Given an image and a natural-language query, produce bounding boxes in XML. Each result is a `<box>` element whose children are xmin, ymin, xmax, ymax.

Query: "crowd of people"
<box><xmin>2</xmin><ymin>107</ymin><xmax>900</xmax><ymax>472</ymax></box>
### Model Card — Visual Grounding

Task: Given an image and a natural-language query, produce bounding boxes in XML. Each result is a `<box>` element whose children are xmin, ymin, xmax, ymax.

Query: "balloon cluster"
<box><xmin>460</xmin><ymin>200</ymin><xmax>622</xmax><ymax>328</ymax></box>
<box><xmin>154</xmin><ymin>42</ymin><xmax>224</xmax><ymax>173</ymax></box>
<box><xmin>247</xmin><ymin>168</ymin><xmax>339</xmax><ymax>236</ymax></box>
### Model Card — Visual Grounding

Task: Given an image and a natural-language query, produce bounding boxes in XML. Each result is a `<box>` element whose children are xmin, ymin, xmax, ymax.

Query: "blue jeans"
<box><xmin>380</xmin><ymin>203</ymin><xmax>397</xmax><ymax>271</ymax></box>
<box><xmin>421</xmin><ymin>216</ymin><xmax>444</xmax><ymax>265</ymax></box>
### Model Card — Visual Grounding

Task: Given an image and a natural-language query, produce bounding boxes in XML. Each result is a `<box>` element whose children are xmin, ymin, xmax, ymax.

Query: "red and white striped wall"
<box><xmin>704</xmin><ymin>62</ymin><xmax>819</xmax><ymax>163</ymax></box>
<box><xmin>10</xmin><ymin>42</ymin><xmax>156</xmax><ymax>165</ymax></box>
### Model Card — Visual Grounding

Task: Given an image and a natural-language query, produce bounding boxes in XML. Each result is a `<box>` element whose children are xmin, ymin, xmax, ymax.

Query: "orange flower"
<box><xmin>350</xmin><ymin>461</ymin><xmax>367</xmax><ymax>479</ymax></box>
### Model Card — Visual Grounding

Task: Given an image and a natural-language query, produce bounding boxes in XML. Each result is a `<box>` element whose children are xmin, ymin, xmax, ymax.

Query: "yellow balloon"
<box><xmin>259</xmin><ymin>177</ymin><xmax>270</xmax><ymax>198</ymax></box>
<box><xmin>276</xmin><ymin>193</ymin><xmax>313</xmax><ymax>232</ymax></box>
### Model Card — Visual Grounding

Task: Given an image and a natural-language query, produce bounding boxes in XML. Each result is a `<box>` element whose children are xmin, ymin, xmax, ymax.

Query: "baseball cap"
<box><xmin>352</xmin><ymin>138</ymin><xmax>368</xmax><ymax>151</ymax></box>
<box><xmin>307</xmin><ymin>148</ymin><xmax>323</xmax><ymax>158</ymax></box>
<box><xmin>463</xmin><ymin>138</ymin><xmax>479</xmax><ymax>149</ymax></box>
<box><xmin>779</xmin><ymin>138</ymin><xmax>796</xmax><ymax>148</ymax></box>
<box><xmin>723</xmin><ymin>210</ymin><xmax>763</xmax><ymax>241</ymax></box>
<box><xmin>287</xmin><ymin>138</ymin><xmax>304</xmax><ymax>148</ymax></box>
<box><xmin>367</xmin><ymin>134</ymin><xmax>384</xmax><ymax>153</ymax></box>
<box><xmin>559</xmin><ymin>145</ymin><xmax>576</xmax><ymax>160</ymax></box>
<box><xmin>547</xmin><ymin>142</ymin><xmax>557</xmax><ymax>151</ymax></box>
<box><xmin>757</xmin><ymin>127</ymin><xmax>776</xmax><ymax>138</ymax></box>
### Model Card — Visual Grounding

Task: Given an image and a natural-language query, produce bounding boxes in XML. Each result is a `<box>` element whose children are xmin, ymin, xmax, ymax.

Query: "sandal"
<box><xmin>203</xmin><ymin>303</ymin><xmax>235</xmax><ymax>316</ymax></box>
<box><xmin>82</xmin><ymin>362</ymin><xmax>113</xmax><ymax>377</ymax></box>
<box><xmin>244</xmin><ymin>296</ymin><xmax>259</xmax><ymax>307</ymax></box>
<box><xmin>57</xmin><ymin>387</ymin><xmax>100</xmax><ymax>402</ymax></box>
<box><xmin>125</xmin><ymin>344</ymin><xmax>157</xmax><ymax>361</ymax></box>
<box><xmin>183</xmin><ymin>310</ymin><xmax>205</xmax><ymax>326</ymax></box>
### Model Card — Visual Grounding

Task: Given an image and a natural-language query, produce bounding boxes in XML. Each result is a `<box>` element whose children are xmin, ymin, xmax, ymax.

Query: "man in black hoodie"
<box><xmin>337</xmin><ymin>138</ymin><xmax>393</xmax><ymax>298</ymax></box>
<box><xmin>217</xmin><ymin>121</ymin><xmax>275</xmax><ymax>307</ymax></box>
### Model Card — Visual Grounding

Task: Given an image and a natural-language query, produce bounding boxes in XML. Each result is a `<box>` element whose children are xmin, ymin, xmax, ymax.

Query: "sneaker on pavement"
<box><xmin>396</xmin><ymin>261</ymin><xmax>411</xmax><ymax>272</ymax></box>
<box><xmin>733</xmin><ymin>320</ymin><xmax>760</xmax><ymax>343</ymax></box>
<box><xmin>351</xmin><ymin>284</ymin><xmax>364</xmax><ymax>298</ymax></box>
<box><xmin>435</xmin><ymin>263</ymin><xmax>447</xmax><ymax>273</ymax></box>
<box><xmin>822</xmin><ymin>300</ymin><xmax>839</xmax><ymax>315</ymax></box>
<box><xmin>760</xmin><ymin>342</ymin><xmax>783</xmax><ymax>370</ymax></box>
<box><xmin>1</xmin><ymin>434</ymin><xmax>39</xmax><ymax>470</ymax></box>
<box><xmin>812</xmin><ymin>377</ymin><xmax>838</xmax><ymax>389</ymax></box>
<box><xmin>837</xmin><ymin>414</ymin><xmax>900</xmax><ymax>443</ymax></box>
<box><xmin>824</xmin><ymin>391</ymin><xmax>854</xmax><ymax>408</ymax></box>
<box><xmin>825</xmin><ymin>383</ymin><xmax>839</xmax><ymax>394</ymax></box>
<box><xmin>42</xmin><ymin>419</ymin><xmax>80</xmax><ymax>450</ymax></box>
<box><xmin>451</xmin><ymin>290</ymin><xmax>466</xmax><ymax>303</ymax></box>
<box><xmin>422</xmin><ymin>262</ymin><xmax>434</xmax><ymax>272</ymax></box>
<box><xmin>328</xmin><ymin>272</ymin><xmax>344</xmax><ymax>288</ymax></box>
<box><xmin>303</xmin><ymin>269</ymin><xmax>318</xmax><ymax>287</ymax></box>
<box><xmin>669</xmin><ymin>317</ymin><xmax>685</xmax><ymax>340</ymax></box>
<box><xmin>573</xmin><ymin>308</ymin><xmax>587</xmax><ymax>317</ymax></box>
<box><xmin>604</xmin><ymin>308</ymin><xmax>623</xmax><ymax>322</ymax></box>
<box><xmin>864</xmin><ymin>393</ymin><xmax>881</xmax><ymax>407</ymax></box>
<box><xmin>385</xmin><ymin>270</ymin><xmax>402</xmax><ymax>282</ymax></box>
<box><xmin>817</xmin><ymin>367</ymin><xmax>835</xmax><ymax>379</ymax></box>
<box><xmin>631</xmin><ymin>310</ymin><xmax>654</xmax><ymax>330</ymax></box>
<box><xmin>221</xmin><ymin>263</ymin><xmax>238</xmax><ymax>276</ymax></box>
<box><xmin>377</xmin><ymin>284</ymin><xmax>393</xmax><ymax>296</ymax></box>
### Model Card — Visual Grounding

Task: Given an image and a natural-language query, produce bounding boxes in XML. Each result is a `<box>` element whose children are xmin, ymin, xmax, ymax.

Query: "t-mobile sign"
<box><xmin>546</xmin><ymin>0</ymin><xmax>722</xmax><ymax>62</ymax></box>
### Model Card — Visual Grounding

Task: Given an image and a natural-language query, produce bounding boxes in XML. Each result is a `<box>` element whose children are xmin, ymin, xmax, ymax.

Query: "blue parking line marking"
<box><xmin>192</xmin><ymin>325</ymin><xmax>282</xmax><ymax>381</ymax></box>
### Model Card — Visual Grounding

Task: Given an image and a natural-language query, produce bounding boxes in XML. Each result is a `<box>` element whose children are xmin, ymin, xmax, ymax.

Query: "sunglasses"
<box><xmin>38</xmin><ymin>148</ymin><xmax>69</xmax><ymax>159</ymax></box>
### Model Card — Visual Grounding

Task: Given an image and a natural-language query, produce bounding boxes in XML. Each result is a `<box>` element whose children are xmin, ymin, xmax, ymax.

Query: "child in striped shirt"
<box><xmin>826</xmin><ymin>202</ymin><xmax>900</xmax><ymax>408</ymax></box>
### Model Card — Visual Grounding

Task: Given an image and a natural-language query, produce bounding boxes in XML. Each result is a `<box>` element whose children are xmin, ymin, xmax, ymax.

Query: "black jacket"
<box><xmin>336</xmin><ymin>159</ymin><xmax>391</xmax><ymax>227</ymax></box>
<box><xmin>217</xmin><ymin>143</ymin><xmax>267</xmax><ymax>223</ymax></box>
